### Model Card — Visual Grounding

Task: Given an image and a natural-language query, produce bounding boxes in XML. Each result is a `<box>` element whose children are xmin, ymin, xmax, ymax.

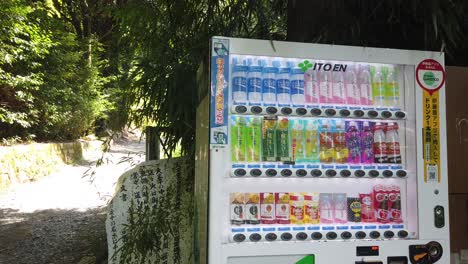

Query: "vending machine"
<box><xmin>194</xmin><ymin>37</ymin><xmax>449</xmax><ymax>264</ymax></box>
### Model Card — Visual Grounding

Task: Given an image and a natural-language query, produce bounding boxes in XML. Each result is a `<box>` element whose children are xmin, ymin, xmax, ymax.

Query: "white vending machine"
<box><xmin>195</xmin><ymin>37</ymin><xmax>449</xmax><ymax>264</ymax></box>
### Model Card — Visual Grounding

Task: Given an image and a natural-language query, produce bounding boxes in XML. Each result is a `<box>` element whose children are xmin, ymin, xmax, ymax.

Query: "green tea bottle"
<box><xmin>231</xmin><ymin>116</ymin><xmax>247</xmax><ymax>162</ymax></box>
<box><xmin>246</xmin><ymin>117</ymin><xmax>262</xmax><ymax>162</ymax></box>
<box><xmin>276</xmin><ymin>118</ymin><xmax>291</xmax><ymax>162</ymax></box>
<box><xmin>262</xmin><ymin>117</ymin><xmax>277</xmax><ymax>162</ymax></box>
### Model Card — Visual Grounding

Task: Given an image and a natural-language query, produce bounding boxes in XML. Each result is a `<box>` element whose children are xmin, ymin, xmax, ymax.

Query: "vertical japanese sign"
<box><xmin>416</xmin><ymin>59</ymin><xmax>445</xmax><ymax>183</ymax></box>
<box><xmin>210</xmin><ymin>38</ymin><xmax>229</xmax><ymax>147</ymax></box>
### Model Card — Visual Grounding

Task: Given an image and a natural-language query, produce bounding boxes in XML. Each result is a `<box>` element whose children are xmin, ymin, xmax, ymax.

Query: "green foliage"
<box><xmin>0</xmin><ymin>0</ymin><xmax>108</xmax><ymax>141</ymax></box>
<box><xmin>114</xmin><ymin>0</ymin><xmax>287</xmax><ymax>157</ymax></box>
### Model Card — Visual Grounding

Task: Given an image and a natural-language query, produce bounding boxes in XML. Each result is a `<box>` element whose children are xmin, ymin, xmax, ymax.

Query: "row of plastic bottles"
<box><xmin>231</xmin><ymin>116</ymin><xmax>402</xmax><ymax>164</ymax></box>
<box><xmin>231</xmin><ymin>56</ymin><xmax>400</xmax><ymax>107</ymax></box>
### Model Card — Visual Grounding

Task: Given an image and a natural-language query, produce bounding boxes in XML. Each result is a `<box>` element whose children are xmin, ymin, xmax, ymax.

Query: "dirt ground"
<box><xmin>0</xmin><ymin>139</ymin><xmax>145</xmax><ymax>264</ymax></box>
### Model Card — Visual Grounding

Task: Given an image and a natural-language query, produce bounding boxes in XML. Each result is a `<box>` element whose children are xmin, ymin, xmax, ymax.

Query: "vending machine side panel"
<box><xmin>194</xmin><ymin>61</ymin><xmax>211</xmax><ymax>264</ymax></box>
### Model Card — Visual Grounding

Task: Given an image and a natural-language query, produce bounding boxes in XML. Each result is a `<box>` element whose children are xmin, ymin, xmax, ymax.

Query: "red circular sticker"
<box><xmin>416</xmin><ymin>59</ymin><xmax>445</xmax><ymax>95</ymax></box>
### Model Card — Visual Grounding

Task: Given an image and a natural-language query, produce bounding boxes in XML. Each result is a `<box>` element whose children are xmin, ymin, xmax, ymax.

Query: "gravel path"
<box><xmin>0</xmin><ymin>139</ymin><xmax>145</xmax><ymax>264</ymax></box>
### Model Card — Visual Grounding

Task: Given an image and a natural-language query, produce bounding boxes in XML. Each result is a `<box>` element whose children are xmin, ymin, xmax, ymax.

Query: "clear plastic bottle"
<box><xmin>359</xmin><ymin>64</ymin><xmax>372</xmax><ymax>105</ymax></box>
<box><xmin>332</xmin><ymin>71</ymin><xmax>346</xmax><ymax>104</ymax></box>
<box><xmin>373</xmin><ymin>122</ymin><xmax>388</xmax><ymax>163</ymax></box>
<box><xmin>385</xmin><ymin>122</ymin><xmax>402</xmax><ymax>163</ymax></box>
<box><xmin>291</xmin><ymin>119</ymin><xmax>305</xmax><ymax>162</ymax></box>
<box><xmin>247</xmin><ymin>58</ymin><xmax>262</xmax><ymax>104</ymax></box>
<box><xmin>345</xmin><ymin>65</ymin><xmax>360</xmax><ymax>105</ymax></box>
<box><xmin>275</xmin><ymin>60</ymin><xmax>291</xmax><ymax>105</ymax></box>
<box><xmin>305</xmin><ymin>70</ymin><xmax>319</xmax><ymax>104</ymax></box>
<box><xmin>319</xmin><ymin>70</ymin><xmax>332</xmax><ymax>104</ymax></box>
<box><xmin>261</xmin><ymin>60</ymin><xmax>277</xmax><ymax>104</ymax></box>
<box><xmin>333</xmin><ymin>120</ymin><xmax>348</xmax><ymax>163</ymax></box>
<box><xmin>319</xmin><ymin>120</ymin><xmax>333</xmax><ymax>163</ymax></box>
<box><xmin>360</xmin><ymin>121</ymin><xmax>374</xmax><ymax>164</ymax></box>
<box><xmin>346</xmin><ymin>121</ymin><xmax>361</xmax><ymax>163</ymax></box>
<box><xmin>385</xmin><ymin>66</ymin><xmax>400</xmax><ymax>107</ymax></box>
<box><xmin>290</xmin><ymin>65</ymin><xmax>305</xmax><ymax>105</ymax></box>
<box><xmin>305</xmin><ymin>120</ymin><xmax>319</xmax><ymax>162</ymax></box>
<box><xmin>372</xmin><ymin>66</ymin><xmax>386</xmax><ymax>106</ymax></box>
<box><xmin>231</xmin><ymin>57</ymin><xmax>248</xmax><ymax>103</ymax></box>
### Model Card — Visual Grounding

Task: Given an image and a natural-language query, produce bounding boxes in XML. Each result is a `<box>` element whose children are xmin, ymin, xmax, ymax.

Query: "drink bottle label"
<box><xmin>247</xmin><ymin>77</ymin><xmax>261</xmax><ymax>93</ymax></box>
<box><xmin>277</xmin><ymin>79</ymin><xmax>290</xmax><ymax>94</ymax></box>
<box><xmin>291</xmin><ymin>80</ymin><xmax>305</xmax><ymax>95</ymax></box>
<box><xmin>262</xmin><ymin>78</ymin><xmax>276</xmax><ymax>94</ymax></box>
<box><xmin>232</xmin><ymin>76</ymin><xmax>247</xmax><ymax>92</ymax></box>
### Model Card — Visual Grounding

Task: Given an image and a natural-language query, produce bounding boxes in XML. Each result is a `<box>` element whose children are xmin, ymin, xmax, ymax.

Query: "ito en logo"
<box><xmin>298</xmin><ymin>60</ymin><xmax>313</xmax><ymax>72</ymax></box>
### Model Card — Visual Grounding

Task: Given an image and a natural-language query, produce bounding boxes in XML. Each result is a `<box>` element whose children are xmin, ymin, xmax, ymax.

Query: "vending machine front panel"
<box><xmin>196</xmin><ymin>37</ymin><xmax>449</xmax><ymax>264</ymax></box>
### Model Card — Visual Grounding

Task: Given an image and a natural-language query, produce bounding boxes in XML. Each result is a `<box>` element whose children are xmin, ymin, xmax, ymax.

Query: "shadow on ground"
<box><xmin>0</xmin><ymin>207</ymin><xmax>108</xmax><ymax>264</ymax></box>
